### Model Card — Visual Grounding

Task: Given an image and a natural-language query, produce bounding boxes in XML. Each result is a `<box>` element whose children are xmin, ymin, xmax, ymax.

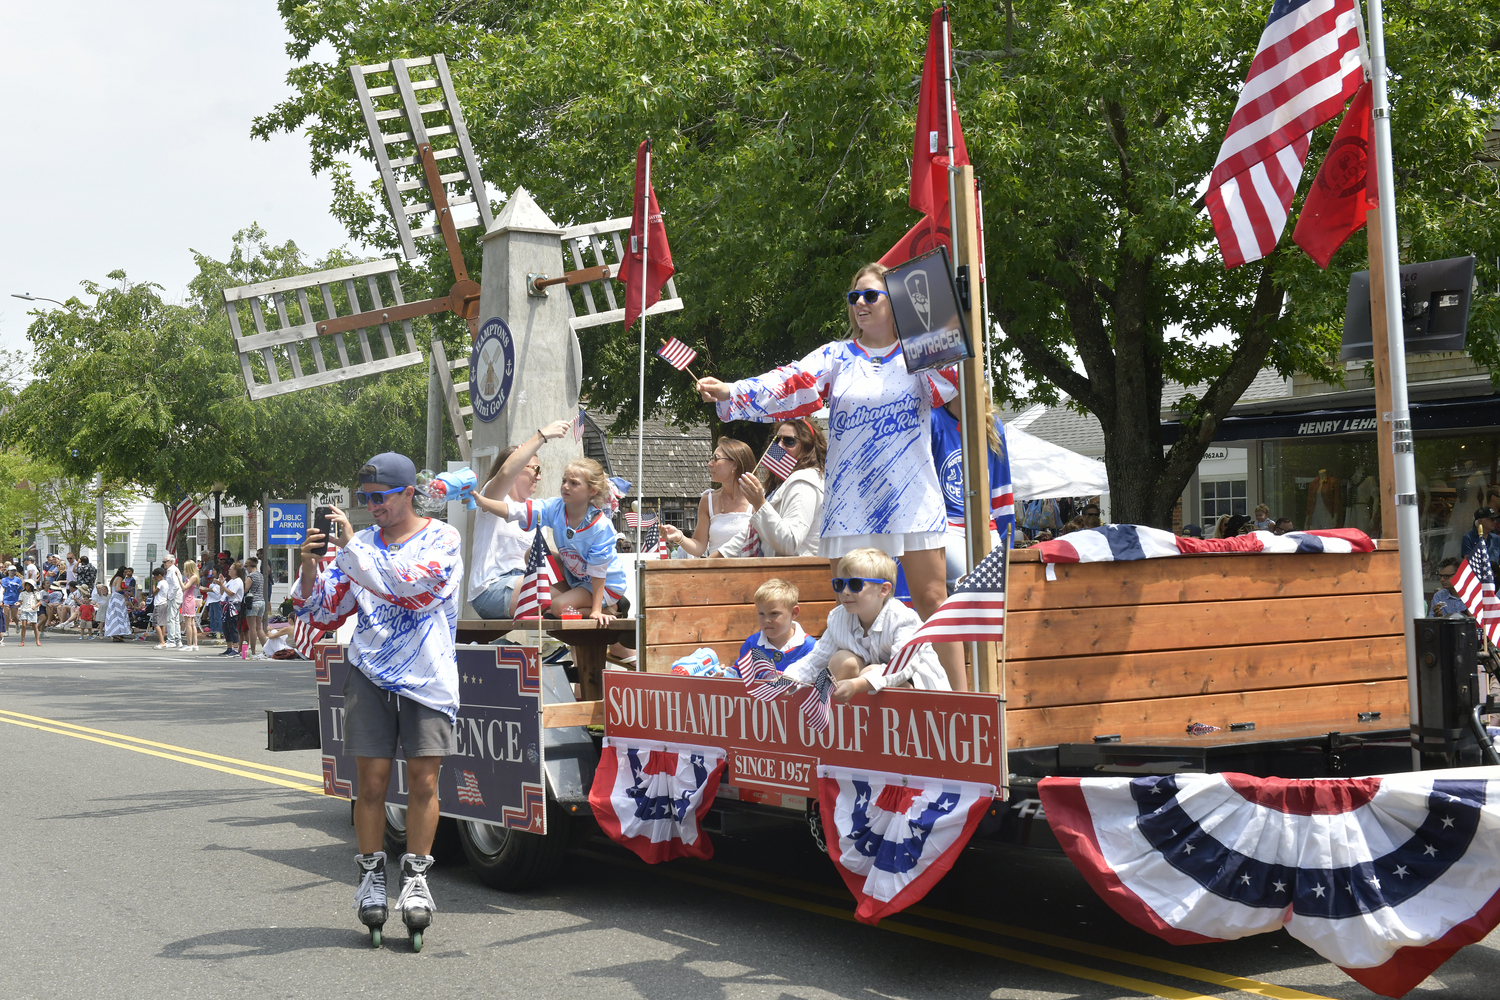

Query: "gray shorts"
<box><xmin>342</xmin><ymin>664</ymin><xmax>456</xmax><ymax>759</ymax></box>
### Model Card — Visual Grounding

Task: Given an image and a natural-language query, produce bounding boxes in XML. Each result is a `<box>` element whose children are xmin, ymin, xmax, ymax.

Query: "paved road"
<box><xmin>3</xmin><ymin>634</ymin><xmax>1498</xmax><ymax>999</ymax></box>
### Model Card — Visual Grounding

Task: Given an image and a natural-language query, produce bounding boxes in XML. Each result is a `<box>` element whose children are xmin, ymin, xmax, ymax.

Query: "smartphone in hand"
<box><xmin>313</xmin><ymin>506</ymin><xmax>334</xmax><ymax>557</ymax></box>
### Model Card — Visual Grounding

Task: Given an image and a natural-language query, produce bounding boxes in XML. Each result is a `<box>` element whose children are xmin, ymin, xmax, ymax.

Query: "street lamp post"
<box><xmin>10</xmin><ymin>293</ymin><xmax>69</xmax><ymax>309</ymax></box>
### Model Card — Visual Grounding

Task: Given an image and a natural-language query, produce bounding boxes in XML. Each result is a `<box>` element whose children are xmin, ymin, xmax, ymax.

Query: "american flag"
<box><xmin>512</xmin><ymin>527</ymin><xmax>559</xmax><ymax>619</ymax></box>
<box><xmin>1451</xmin><ymin>541</ymin><xmax>1500</xmax><ymax>646</ymax></box>
<box><xmin>801</xmin><ymin>668</ymin><xmax>833</xmax><ymax>734</ymax></box>
<box><xmin>624</xmin><ymin>511</ymin><xmax>657</xmax><ymax>528</ymax></box>
<box><xmin>759</xmin><ymin>442</ymin><xmax>798</xmax><ymax>482</ymax></box>
<box><xmin>573</xmin><ymin>408</ymin><xmax>586</xmax><ymax>442</ymax></box>
<box><xmin>736</xmin><ymin>646</ymin><xmax>797</xmax><ymax>701</ymax></box>
<box><xmin>1203</xmin><ymin>0</ymin><xmax>1363</xmax><ymax>268</ymax></box>
<box><xmin>885</xmin><ymin>542</ymin><xmax>1008</xmax><ymax>681</ymax></box>
<box><xmin>165</xmin><ymin>495</ymin><xmax>202</xmax><ymax>553</ymax></box>
<box><xmin>456</xmin><ymin>770</ymin><xmax>485</xmax><ymax>806</ymax></box>
<box><xmin>642</xmin><ymin>520</ymin><xmax>669</xmax><ymax>559</ymax></box>
<box><xmin>656</xmin><ymin>337</ymin><xmax>697</xmax><ymax>371</ymax></box>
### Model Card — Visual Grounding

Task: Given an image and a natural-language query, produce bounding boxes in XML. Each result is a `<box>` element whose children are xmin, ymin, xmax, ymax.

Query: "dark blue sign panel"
<box><xmin>470</xmin><ymin>317</ymin><xmax>516</xmax><ymax>423</ymax></box>
<box><xmin>316</xmin><ymin>645</ymin><xmax>546</xmax><ymax>834</ymax></box>
<box><xmin>887</xmin><ymin>246</ymin><xmax>973</xmax><ymax>374</ymax></box>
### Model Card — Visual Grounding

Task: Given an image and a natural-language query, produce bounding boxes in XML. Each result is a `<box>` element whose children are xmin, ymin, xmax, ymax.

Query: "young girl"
<box><xmin>17</xmin><ymin>582</ymin><xmax>43</xmax><ymax>646</ymax></box>
<box><xmin>661</xmin><ymin>437</ymin><xmax>757</xmax><ymax>558</ymax></box>
<box><xmin>473</xmin><ymin>419</ymin><xmax>627</xmax><ymax>623</ymax></box>
<box><xmin>180</xmin><ymin>559</ymin><xmax>200</xmax><ymax>651</ymax></box>
<box><xmin>697</xmin><ymin>262</ymin><xmax>967</xmax><ymax>689</ymax></box>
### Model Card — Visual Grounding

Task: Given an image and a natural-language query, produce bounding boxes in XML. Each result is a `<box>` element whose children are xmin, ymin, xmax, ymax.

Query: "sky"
<box><xmin>0</xmin><ymin>1</ymin><xmax>372</xmax><ymax>355</ymax></box>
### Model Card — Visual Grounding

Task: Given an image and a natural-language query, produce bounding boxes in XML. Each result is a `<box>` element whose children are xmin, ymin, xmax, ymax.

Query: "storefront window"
<box><xmin>1261</xmin><ymin>434</ymin><xmax>1500</xmax><ymax>593</ymax></box>
<box><xmin>221</xmin><ymin>515</ymin><xmax>245</xmax><ymax>560</ymax></box>
<box><xmin>106</xmin><ymin>532</ymin><xmax>129</xmax><ymax>572</ymax></box>
<box><xmin>1200</xmin><ymin>479</ymin><xmax>1247</xmax><ymax>521</ymax></box>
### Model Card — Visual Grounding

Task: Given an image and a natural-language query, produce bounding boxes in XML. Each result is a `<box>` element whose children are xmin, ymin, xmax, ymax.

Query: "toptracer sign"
<box><xmin>470</xmin><ymin>317</ymin><xmax>515</xmax><ymax>423</ymax></box>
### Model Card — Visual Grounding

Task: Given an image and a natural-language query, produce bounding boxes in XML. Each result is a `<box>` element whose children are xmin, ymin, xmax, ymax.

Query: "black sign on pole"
<box><xmin>1340</xmin><ymin>255</ymin><xmax>1476</xmax><ymax>361</ymax></box>
<box><xmin>886</xmin><ymin>245</ymin><xmax>974</xmax><ymax>373</ymax></box>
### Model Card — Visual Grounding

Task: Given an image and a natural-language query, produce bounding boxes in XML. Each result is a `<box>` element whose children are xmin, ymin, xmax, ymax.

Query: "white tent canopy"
<box><xmin>1006</xmin><ymin>423</ymin><xmax>1110</xmax><ymax>499</ymax></box>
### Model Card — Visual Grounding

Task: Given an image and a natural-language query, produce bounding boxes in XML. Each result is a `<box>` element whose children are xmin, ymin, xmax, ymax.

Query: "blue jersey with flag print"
<box><xmin>716</xmin><ymin>339</ymin><xmax>958</xmax><ymax>541</ymax></box>
<box><xmin>511</xmin><ymin>497</ymin><xmax>627</xmax><ymax>600</ymax></box>
<box><xmin>929</xmin><ymin>406</ymin><xmax>1015</xmax><ymax>541</ymax></box>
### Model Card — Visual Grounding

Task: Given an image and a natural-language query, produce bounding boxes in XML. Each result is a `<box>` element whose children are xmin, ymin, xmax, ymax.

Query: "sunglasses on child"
<box><xmin>355</xmin><ymin>486</ymin><xmax>407</xmax><ymax>506</ymax></box>
<box><xmin>830</xmin><ymin>577</ymin><xmax>887</xmax><ymax>594</ymax></box>
<box><xmin>846</xmin><ymin>289</ymin><xmax>890</xmax><ymax>305</ymax></box>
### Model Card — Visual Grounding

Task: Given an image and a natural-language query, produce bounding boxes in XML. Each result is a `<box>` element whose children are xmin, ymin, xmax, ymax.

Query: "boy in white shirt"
<box><xmin>784</xmin><ymin>547</ymin><xmax>948</xmax><ymax>700</ymax></box>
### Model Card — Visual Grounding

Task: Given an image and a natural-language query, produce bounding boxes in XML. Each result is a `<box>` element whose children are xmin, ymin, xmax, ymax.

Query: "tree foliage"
<box><xmin>1</xmin><ymin>229</ymin><xmax>440</xmax><ymax>507</ymax></box>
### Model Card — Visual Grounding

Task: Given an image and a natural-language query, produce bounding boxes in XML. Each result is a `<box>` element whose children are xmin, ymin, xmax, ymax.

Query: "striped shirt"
<box><xmin>785</xmin><ymin>600</ymin><xmax>948</xmax><ymax>692</ymax></box>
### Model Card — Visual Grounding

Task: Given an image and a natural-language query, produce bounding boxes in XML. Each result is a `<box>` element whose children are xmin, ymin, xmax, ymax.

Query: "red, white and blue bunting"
<box><xmin>589</xmin><ymin>737</ymin><xmax>726</xmax><ymax>864</ymax></box>
<box><xmin>818</xmin><ymin>765</ymin><xmax>994</xmax><ymax>925</ymax></box>
<box><xmin>1034</xmin><ymin>525</ymin><xmax>1374</xmax><ymax>579</ymax></box>
<box><xmin>1039</xmin><ymin>770</ymin><xmax>1500</xmax><ymax>998</ymax></box>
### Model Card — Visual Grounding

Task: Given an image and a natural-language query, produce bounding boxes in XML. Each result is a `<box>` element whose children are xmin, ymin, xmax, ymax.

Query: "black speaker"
<box><xmin>1413</xmin><ymin>617</ymin><xmax>1482</xmax><ymax>768</ymax></box>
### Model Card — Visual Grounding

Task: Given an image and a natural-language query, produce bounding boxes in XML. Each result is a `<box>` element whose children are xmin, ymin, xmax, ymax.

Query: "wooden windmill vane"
<box><xmin>220</xmin><ymin>55</ymin><xmax>494</xmax><ymax>399</ymax></box>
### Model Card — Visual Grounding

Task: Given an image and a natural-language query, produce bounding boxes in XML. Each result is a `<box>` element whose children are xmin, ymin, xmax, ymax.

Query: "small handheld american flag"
<box><xmin>624</xmin><ymin>511</ymin><xmax>657</xmax><ymax>528</ymax></box>
<box><xmin>885</xmin><ymin>541</ymin><xmax>1008</xmax><ymax>682</ymax></box>
<box><xmin>800</xmin><ymin>668</ymin><xmax>833</xmax><ymax>734</ymax></box>
<box><xmin>512</xmin><ymin>527</ymin><xmax>558</xmax><ymax>619</ymax></box>
<box><xmin>656</xmin><ymin>337</ymin><xmax>698</xmax><ymax>371</ymax></box>
<box><xmin>759</xmin><ymin>442</ymin><xmax>798</xmax><ymax>482</ymax></box>
<box><xmin>1451</xmin><ymin>540</ymin><xmax>1500</xmax><ymax>646</ymax></box>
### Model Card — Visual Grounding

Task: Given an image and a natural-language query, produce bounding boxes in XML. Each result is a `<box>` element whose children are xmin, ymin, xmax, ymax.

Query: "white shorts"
<box><xmin>819</xmin><ymin>530</ymin><xmax>946</xmax><ymax>560</ymax></box>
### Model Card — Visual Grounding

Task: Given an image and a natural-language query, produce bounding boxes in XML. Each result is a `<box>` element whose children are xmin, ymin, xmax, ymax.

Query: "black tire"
<box><xmin>382</xmin><ymin>806</ymin><xmax>463</xmax><ymax>866</ymax></box>
<box><xmin>457</xmin><ymin>799</ymin><xmax>569</xmax><ymax>891</ymax></box>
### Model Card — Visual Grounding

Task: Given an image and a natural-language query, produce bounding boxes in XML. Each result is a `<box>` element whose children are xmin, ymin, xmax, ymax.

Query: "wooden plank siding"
<box><xmin>638</xmin><ymin>548</ymin><xmax>1408</xmax><ymax>748</ymax></box>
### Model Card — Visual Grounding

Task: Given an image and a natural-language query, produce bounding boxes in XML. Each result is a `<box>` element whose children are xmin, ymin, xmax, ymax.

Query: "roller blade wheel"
<box><xmin>369</xmin><ymin>926</ymin><xmax>382</xmax><ymax>948</ymax></box>
<box><xmin>410</xmin><ymin>929</ymin><xmax>423</xmax><ymax>953</ymax></box>
<box><xmin>404</xmin><ymin>910</ymin><xmax>430</xmax><ymax>952</ymax></box>
<box><xmin>457</xmin><ymin>798</ymin><xmax>569</xmax><ymax>892</ymax></box>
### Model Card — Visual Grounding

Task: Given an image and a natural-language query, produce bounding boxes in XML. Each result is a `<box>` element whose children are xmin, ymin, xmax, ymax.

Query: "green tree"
<box><xmin>30</xmin><ymin>471</ymin><xmax>134</xmax><ymax>557</ymax></box>
<box><xmin>2</xmin><ymin>230</ymin><xmax>439</xmax><ymax>508</ymax></box>
<box><xmin>252</xmin><ymin>1</ymin><xmax>1496</xmax><ymax>523</ymax></box>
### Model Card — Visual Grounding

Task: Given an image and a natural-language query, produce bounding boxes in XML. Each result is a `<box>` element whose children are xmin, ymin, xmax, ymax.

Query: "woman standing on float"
<box><xmin>696</xmin><ymin>262</ymin><xmax>966</xmax><ymax>690</ymax></box>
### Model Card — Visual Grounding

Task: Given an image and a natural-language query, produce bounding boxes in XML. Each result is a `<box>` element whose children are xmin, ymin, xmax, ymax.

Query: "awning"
<box><xmin>1160</xmin><ymin>393</ymin><xmax>1500</xmax><ymax>444</ymax></box>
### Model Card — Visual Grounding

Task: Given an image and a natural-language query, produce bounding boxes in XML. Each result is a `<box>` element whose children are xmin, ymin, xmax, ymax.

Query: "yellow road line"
<box><xmin>0</xmin><ymin>708</ymin><xmax>322</xmax><ymax>781</ymax></box>
<box><xmin>578</xmin><ymin>850</ymin><xmax>1214</xmax><ymax>1000</ymax></box>
<box><xmin>688</xmin><ymin>858</ymin><xmax>1334</xmax><ymax>1000</ymax></box>
<box><xmin>0</xmin><ymin>715</ymin><xmax>323</xmax><ymax>795</ymax></box>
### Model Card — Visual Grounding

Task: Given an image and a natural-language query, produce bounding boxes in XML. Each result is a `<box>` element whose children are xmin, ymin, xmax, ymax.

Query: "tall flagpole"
<box><xmin>1364</xmin><ymin>0</ymin><xmax>1425</xmax><ymax>765</ymax></box>
<box><xmin>636</xmin><ymin>139</ymin><xmax>651</xmax><ymax>661</ymax></box>
<box><xmin>942</xmin><ymin>3</ymin><xmax>974</xmax><ymax>582</ymax></box>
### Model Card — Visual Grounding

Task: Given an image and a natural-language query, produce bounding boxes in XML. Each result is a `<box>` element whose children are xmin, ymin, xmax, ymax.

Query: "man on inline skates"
<box><xmin>296</xmin><ymin>452</ymin><xmax>463</xmax><ymax>951</ymax></box>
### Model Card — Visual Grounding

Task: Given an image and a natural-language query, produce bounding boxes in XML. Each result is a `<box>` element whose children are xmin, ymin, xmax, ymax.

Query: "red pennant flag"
<box><xmin>879</xmin><ymin>213</ymin><xmax>952</xmax><ymax>267</ymax></box>
<box><xmin>1293</xmin><ymin>81</ymin><xmax>1377</xmax><ymax>269</ymax></box>
<box><xmin>909</xmin><ymin>6</ymin><xmax>970</xmax><ymax>220</ymax></box>
<box><xmin>618</xmin><ymin>139</ymin><xmax>675</xmax><ymax>330</ymax></box>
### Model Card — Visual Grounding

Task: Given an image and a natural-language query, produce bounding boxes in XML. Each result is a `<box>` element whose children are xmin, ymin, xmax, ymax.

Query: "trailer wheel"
<box><xmin>458</xmin><ymin>800</ymin><xmax>569</xmax><ymax>891</ymax></box>
<box><xmin>381</xmin><ymin>805</ymin><xmax>463</xmax><ymax>864</ymax></box>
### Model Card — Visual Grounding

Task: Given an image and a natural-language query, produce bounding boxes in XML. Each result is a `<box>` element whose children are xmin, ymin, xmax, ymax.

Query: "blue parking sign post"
<box><xmin>268</xmin><ymin>502</ymin><xmax>307</xmax><ymax>547</ymax></box>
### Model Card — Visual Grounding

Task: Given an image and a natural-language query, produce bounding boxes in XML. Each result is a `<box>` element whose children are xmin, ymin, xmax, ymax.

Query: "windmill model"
<box><xmin>220</xmin><ymin>53</ymin><xmax>684</xmax><ymax>488</ymax></box>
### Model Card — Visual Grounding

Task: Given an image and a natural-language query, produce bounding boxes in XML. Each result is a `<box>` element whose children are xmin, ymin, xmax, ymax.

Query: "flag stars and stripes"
<box><xmin>1423</xmin><ymin>843</ymin><xmax>1438</xmax><ymax>856</ymax></box>
<box><xmin>1273</xmin><ymin>879</ymin><xmax>1288</xmax><ymax>892</ymax></box>
<box><xmin>1312</xmin><ymin>884</ymin><xmax>1327</xmax><ymax>898</ymax></box>
<box><xmin>1441</xmin><ymin>815</ymin><xmax>1455</xmax><ymax>828</ymax></box>
<box><xmin>1394</xmin><ymin>865</ymin><xmax>1409</xmax><ymax>878</ymax></box>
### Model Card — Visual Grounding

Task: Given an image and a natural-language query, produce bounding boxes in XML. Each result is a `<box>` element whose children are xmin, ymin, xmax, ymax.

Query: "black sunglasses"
<box><xmin>355</xmin><ymin>486</ymin><xmax>406</xmax><ymax>506</ymax></box>
<box><xmin>846</xmin><ymin>289</ymin><xmax>889</xmax><ymax>305</ymax></box>
<box><xmin>830</xmin><ymin>577</ymin><xmax>887</xmax><ymax>594</ymax></box>
<box><xmin>775</xmin><ymin>434</ymin><xmax>799</xmax><ymax>448</ymax></box>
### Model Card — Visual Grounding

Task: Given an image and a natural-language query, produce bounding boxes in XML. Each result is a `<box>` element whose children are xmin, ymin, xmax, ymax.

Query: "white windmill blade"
<box><xmin>350</xmin><ymin>54</ymin><xmax>495</xmax><ymax>261</ymax></box>
<box><xmin>222</xmin><ymin>259</ymin><xmax>424</xmax><ymax>399</ymax></box>
<box><xmin>558</xmin><ymin>215</ymin><xmax>682</xmax><ymax>331</ymax></box>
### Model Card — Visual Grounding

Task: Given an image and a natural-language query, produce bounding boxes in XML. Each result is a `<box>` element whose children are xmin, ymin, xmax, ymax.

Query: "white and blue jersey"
<box><xmin>716</xmin><ymin>339</ymin><xmax>959</xmax><ymax>541</ymax></box>
<box><xmin>509</xmin><ymin>497</ymin><xmax>627</xmax><ymax>599</ymax></box>
<box><xmin>295</xmin><ymin>518</ymin><xmax>463</xmax><ymax>721</ymax></box>
<box><xmin>930</xmin><ymin>407</ymin><xmax>1016</xmax><ymax>541</ymax></box>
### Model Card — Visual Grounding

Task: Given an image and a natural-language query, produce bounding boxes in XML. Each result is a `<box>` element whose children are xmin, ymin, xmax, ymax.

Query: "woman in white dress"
<box><xmin>696</xmin><ymin>262</ymin><xmax>965</xmax><ymax>688</ymax></box>
<box><xmin>661</xmin><ymin>437</ymin><xmax>756</xmax><ymax>558</ymax></box>
<box><xmin>726</xmin><ymin>418</ymin><xmax>826</xmax><ymax>557</ymax></box>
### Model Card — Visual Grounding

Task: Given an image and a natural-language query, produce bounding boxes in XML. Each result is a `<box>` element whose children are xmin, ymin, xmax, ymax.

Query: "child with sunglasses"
<box><xmin>784</xmin><ymin>548</ymin><xmax>948</xmax><ymax>700</ymax></box>
<box><xmin>698</xmin><ymin>262</ymin><xmax>967</xmax><ymax>691</ymax></box>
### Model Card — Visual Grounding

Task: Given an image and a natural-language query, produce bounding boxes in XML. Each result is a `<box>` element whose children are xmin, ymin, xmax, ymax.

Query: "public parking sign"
<box><xmin>268</xmin><ymin>502</ymin><xmax>307</xmax><ymax>546</ymax></box>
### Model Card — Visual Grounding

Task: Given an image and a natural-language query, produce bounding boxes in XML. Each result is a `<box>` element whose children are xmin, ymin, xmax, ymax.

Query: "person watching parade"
<box><xmin>724</xmin><ymin>419</ymin><xmax>827</xmax><ymax>558</ymax></box>
<box><xmin>296</xmin><ymin>451</ymin><xmax>463</xmax><ymax>947</ymax></box>
<box><xmin>697</xmin><ymin>262</ymin><xmax>967</xmax><ymax>689</ymax></box>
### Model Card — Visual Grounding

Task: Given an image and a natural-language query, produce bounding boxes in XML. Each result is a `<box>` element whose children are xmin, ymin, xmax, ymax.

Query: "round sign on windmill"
<box><xmin>471</xmin><ymin>317</ymin><xmax>516</xmax><ymax>423</ymax></box>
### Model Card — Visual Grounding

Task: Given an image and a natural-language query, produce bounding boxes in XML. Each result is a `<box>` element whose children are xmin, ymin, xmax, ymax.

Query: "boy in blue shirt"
<box><xmin>737</xmin><ymin>578</ymin><xmax>816</xmax><ymax>670</ymax></box>
<box><xmin>1</xmin><ymin>567</ymin><xmax>21</xmax><ymax>641</ymax></box>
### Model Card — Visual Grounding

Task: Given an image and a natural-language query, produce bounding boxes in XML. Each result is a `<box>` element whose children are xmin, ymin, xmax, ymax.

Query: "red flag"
<box><xmin>909</xmin><ymin>7</ymin><xmax>969</xmax><ymax>220</ymax></box>
<box><xmin>1293</xmin><ymin>81</ymin><xmax>1377</xmax><ymax>269</ymax></box>
<box><xmin>879</xmin><ymin>213</ymin><xmax>952</xmax><ymax>267</ymax></box>
<box><xmin>618</xmin><ymin>139</ymin><xmax>675</xmax><ymax>331</ymax></box>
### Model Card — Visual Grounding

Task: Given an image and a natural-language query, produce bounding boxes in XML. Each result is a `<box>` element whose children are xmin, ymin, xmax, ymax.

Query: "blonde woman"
<box><xmin>180</xmin><ymin>559</ymin><xmax>201</xmax><ymax>651</ymax></box>
<box><xmin>661</xmin><ymin>437</ymin><xmax>757</xmax><ymax>558</ymax></box>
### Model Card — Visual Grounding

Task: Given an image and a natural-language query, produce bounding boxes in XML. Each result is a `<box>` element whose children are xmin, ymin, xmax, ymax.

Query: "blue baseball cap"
<box><xmin>359</xmin><ymin>452</ymin><xmax>417</xmax><ymax>488</ymax></box>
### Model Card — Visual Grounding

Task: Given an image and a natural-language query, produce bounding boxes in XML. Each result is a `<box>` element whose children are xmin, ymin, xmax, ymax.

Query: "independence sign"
<box><xmin>316</xmin><ymin>645</ymin><xmax>547</xmax><ymax>834</ymax></box>
<box><xmin>603</xmin><ymin>673</ymin><xmax>1003</xmax><ymax>807</ymax></box>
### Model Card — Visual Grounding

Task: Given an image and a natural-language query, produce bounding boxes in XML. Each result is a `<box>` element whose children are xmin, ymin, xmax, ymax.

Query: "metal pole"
<box><xmin>94</xmin><ymin>472</ymin><xmax>105</xmax><ymax>566</ymax></box>
<box><xmin>976</xmin><ymin>180</ymin><xmax>992</xmax><ymax>390</ymax></box>
<box><xmin>425</xmin><ymin>352</ymin><xmax>443</xmax><ymax>474</ymax></box>
<box><xmin>1364</xmin><ymin>0</ymin><xmax>1425</xmax><ymax>767</ymax></box>
<box><xmin>943</xmin><ymin>4</ymin><xmax>972</xmax><ymax>578</ymax></box>
<box><xmin>636</xmin><ymin>140</ymin><xmax>651</xmax><ymax>660</ymax></box>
